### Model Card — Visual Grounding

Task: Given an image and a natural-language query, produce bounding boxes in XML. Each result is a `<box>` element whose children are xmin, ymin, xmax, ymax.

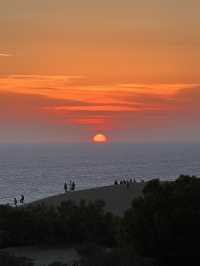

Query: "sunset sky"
<box><xmin>0</xmin><ymin>0</ymin><xmax>200</xmax><ymax>143</ymax></box>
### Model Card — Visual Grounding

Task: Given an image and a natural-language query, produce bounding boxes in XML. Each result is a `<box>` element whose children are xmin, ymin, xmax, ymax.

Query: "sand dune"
<box><xmin>31</xmin><ymin>183</ymin><xmax>145</xmax><ymax>217</ymax></box>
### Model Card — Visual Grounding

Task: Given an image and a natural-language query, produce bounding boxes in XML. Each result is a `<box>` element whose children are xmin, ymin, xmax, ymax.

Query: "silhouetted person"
<box><xmin>64</xmin><ymin>182</ymin><xmax>68</xmax><ymax>193</ymax></box>
<box><xmin>14</xmin><ymin>198</ymin><xmax>17</xmax><ymax>207</ymax></box>
<box><xmin>114</xmin><ymin>180</ymin><xmax>118</xmax><ymax>185</ymax></box>
<box><xmin>20</xmin><ymin>194</ymin><xmax>24</xmax><ymax>204</ymax></box>
<box><xmin>71</xmin><ymin>181</ymin><xmax>76</xmax><ymax>191</ymax></box>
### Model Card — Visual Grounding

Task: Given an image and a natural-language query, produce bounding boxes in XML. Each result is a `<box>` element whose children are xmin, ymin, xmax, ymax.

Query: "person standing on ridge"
<box><xmin>20</xmin><ymin>194</ymin><xmax>24</xmax><ymax>204</ymax></box>
<box><xmin>14</xmin><ymin>198</ymin><xmax>17</xmax><ymax>207</ymax></box>
<box><xmin>72</xmin><ymin>181</ymin><xmax>76</xmax><ymax>191</ymax></box>
<box><xmin>64</xmin><ymin>182</ymin><xmax>68</xmax><ymax>193</ymax></box>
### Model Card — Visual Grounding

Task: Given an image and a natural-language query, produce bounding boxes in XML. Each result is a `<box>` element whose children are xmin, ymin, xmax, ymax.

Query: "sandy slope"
<box><xmin>31</xmin><ymin>183</ymin><xmax>145</xmax><ymax>217</ymax></box>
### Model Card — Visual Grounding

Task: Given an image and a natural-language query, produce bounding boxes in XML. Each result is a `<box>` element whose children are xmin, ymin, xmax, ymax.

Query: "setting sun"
<box><xmin>93</xmin><ymin>134</ymin><xmax>108</xmax><ymax>143</ymax></box>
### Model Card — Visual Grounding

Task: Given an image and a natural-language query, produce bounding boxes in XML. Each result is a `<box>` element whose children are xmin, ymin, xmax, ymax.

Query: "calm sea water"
<box><xmin>0</xmin><ymin>143</ymin><xmax>200</xmax><ymax>205</ymax></box>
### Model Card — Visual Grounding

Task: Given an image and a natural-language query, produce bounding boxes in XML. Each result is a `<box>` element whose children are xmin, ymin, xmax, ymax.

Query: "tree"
<box><xmin>123</xmin><ymin>176</ymin><xmax>200</xmax><ymax>263</ymax></box>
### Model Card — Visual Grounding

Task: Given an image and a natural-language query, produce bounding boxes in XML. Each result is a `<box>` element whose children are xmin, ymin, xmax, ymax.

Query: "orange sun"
<box><xmin>93</xmin><ymin>133</ymin><xmax>108</xmax><ymax>143</ymax></box>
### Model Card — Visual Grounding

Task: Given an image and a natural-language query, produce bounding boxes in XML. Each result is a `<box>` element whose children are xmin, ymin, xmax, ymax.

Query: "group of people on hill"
<box><xmin>114</xmin><ymin>178</ymin><xmax>137</xmax><ymax>186</ymax></box>
<box><xmin>114</xmin><ymin>177</ymin><xmax>145</xmax><ymax>189</ymax></box>
<box><xmin>13</xmin><ymin>194</ymin><xmax>24</xmax><ymax>207</ymax></box>
<box><xmin>64</xmin><ymin>180</ymin><xmax>76</xmax><ymax>192</ymax></box>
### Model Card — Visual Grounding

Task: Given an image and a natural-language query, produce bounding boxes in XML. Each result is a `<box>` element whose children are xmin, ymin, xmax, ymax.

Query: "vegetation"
<box><xmin>79</xmin><ymin>246</ymin><xmax>155</xmax><ymax>266</ymax></box>
<box><xmin>0</xmin><ymin>252</ymin><xmax>33</xmax><ymax>266</ymax></box>
<box><xmin>48</xmin><ymin>262</ymin><xmax>68</xmax><ymax>266</ymax></box>
<box><xmin>123</xmin><ymin>175</ymin><xmax>200</xmax><ymax>264</ymax></box>
<box><xmin>0</xmin><ymin>175</ymin><xmax>199</xmax><ymax>265</ymax></box>
<box><xmin>0</xmin><ymin>200</ymin><xmax>117</xmax><ymax>248</ymax></box>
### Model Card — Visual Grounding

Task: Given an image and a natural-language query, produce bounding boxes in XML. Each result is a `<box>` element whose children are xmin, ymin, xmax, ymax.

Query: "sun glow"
<box><xmin>93</xmin><ymin>134</ymin><xmax>108</xmax><ymax>143</ymax></box>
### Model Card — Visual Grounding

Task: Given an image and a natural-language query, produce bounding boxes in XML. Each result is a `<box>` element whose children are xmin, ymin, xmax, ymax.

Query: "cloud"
<box><xmin>0</xmin><ymin>75</ymin><xmax>198</xmax><ymax>111</ymax></box>
<box><xmin>70</xmin><ymin>117</ymin><xmax>107</xmax><ymax>126</ymax></box>
<box><xmin>0</xmin><ymin>90</ymin><xmax>94</xmax><ymax>114</ymax></box>
<box><xmin>0</xmin><ymin>74</ymin><xmax>200</xmax><ymax>142</ymax></box>
<box><xmin>0</xmin><ymin>53</ymin><xmax>13</xmax><ymax>57</ymax></box>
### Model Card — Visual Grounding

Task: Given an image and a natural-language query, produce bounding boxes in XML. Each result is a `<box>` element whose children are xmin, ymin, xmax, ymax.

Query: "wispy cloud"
<box><xmin>0</xmin><ymin>74</ymin><xmax>199</xmax><ymax>134</ymax></box>
<box><xmin>0</xmin><ymin>53</ymin><xmax>13</xmax><ymax>57</ymax></box>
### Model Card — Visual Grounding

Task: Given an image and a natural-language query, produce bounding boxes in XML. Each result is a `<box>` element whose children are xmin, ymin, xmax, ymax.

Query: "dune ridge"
<box><xmin>30</xmin><ymin>183</ymin><xmax>145</xmax><ymax>217</ymax></box>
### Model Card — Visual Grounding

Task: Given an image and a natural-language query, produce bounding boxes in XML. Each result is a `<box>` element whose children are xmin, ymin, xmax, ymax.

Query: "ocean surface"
<box><xmin>0</xmin><ymin>143</ymin><xmax>200</xmax><ymax>205</ymax></box>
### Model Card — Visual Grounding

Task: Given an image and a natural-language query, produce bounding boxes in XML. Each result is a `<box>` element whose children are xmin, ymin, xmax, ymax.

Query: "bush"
<box><xmin>0</xmin><ymin>200</ymin><xmax>117</xmax><ymax>248</ymax></box>
<box><xmin>48</xmin><ymin>262</ymin><xmax>68</xmax><ymax>266</ymax></box>
<box><xmin>0</xmin><ymin>252</ymin><xmax>33</xmax><ymax>266</ymax></box>
<box><xmin>123</xmin><ymin>175</ymin><xmax>200</xmax><ymax>262</ymax></box>
<box><xmin>80</xmin><ymin>247</ymin><xmax>155</xmax><ymax>266</ymax></box>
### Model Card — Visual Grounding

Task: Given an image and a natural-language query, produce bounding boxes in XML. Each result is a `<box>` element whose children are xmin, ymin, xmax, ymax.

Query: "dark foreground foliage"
<box><xmin>0</xmin><ymin>252</ymin><xmax>33</xmax><ymax>266</ymax></box>
<box><xmin>0</xmin><ymin>199</ymin><xmax>117</xmax><ymax>248</ymax></box>
<box><xmin>123</xmin><ymin>175</ymin><xmax>200</xmax><ymax>264</ymax></box>
<box><xmin>48</xmin><ymin>262</ymin><xmax>69</xmax><ymax>266</ymax></box>
<box><xmin>79</xmin><ymin>245</ymin><xmax>155</xmax><ymax>266</ymax></box>
<box><xmin>0</xmin><ymin>175</ymin><xmax>200</xmax><ymax>265</ymax></box>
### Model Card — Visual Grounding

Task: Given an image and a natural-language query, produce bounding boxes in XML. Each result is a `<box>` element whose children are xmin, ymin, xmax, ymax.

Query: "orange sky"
<box><xmin>0</xmin><ymin>1</ymin><xmax>200</xmax><ymax>142</ymax></box>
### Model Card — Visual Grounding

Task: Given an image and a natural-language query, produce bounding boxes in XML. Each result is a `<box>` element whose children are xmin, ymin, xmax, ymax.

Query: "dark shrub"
<box><xmin>0</xmin><ymin>252</ymin><xmax>33</xmax><ymax>266</ymax></box>
<box><xmin>123</xmin><ymin>175</ymin><xmax>200</xmax><ymax>263</ymax></box>
<box><xmin>48</xmin><ymin>262</ymin><xmax>68</xmax><ymax>266</ymax></box>
<box><xmin>0</xmin><ymin>199</ymin><xmax>117</xmax><ymax>248</ymax></box>
<box><xmin>80</xmin><ymin>247</ymin><xmax>155</xmax><ymax>266</ymax></box>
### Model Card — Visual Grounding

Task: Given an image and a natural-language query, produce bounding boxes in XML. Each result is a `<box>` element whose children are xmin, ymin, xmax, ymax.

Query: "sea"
<box><xmin>0</xmin><ymin>143</ymin><xmax>200</xmax><ymax>205</ymax></box>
